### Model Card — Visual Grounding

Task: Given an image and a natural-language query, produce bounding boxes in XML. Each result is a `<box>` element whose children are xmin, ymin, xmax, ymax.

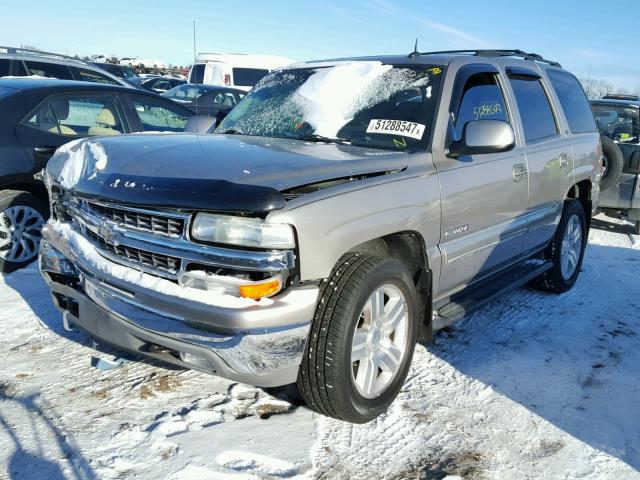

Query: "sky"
<box><xmin>1</xmin><ymin>0</ymin><xmax>639</xmax><ymax>91</ymax></box>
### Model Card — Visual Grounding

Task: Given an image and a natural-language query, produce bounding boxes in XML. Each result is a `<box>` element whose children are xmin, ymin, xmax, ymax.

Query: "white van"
<box><xmin>188</xmin><ymin>53</ymin><xmax>294</xmax><ymax>91</ymax></box>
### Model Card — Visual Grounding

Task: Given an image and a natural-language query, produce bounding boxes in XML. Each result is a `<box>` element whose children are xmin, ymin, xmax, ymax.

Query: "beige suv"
<box><xmin>40</xmin><ymin>49</ymin><xmax>601</xmax><ymax>423</ymax></box>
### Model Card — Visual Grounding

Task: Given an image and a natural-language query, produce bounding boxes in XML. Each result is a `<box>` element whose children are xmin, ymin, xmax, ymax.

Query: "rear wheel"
<box><xmin>297</xmin><ymin>253</ymin><xmax>419</xmax><ymax>423</ymax></box>
<box><xmin>0</xmin><ymin>190</ymin><xmax>48</xmax><ymax>273</ymax></box>
<box><xmin>533</xmin><ymin>199</ymin><xmax>586</xmax><ymax>293</ymax></box>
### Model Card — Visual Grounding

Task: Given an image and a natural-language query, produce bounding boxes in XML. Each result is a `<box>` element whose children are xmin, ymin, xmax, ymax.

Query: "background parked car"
<box><xmin>0</xmin><ymin>77</ymin><xmax>196</xmax><ymax>271</ymax></box>
<box><xmin>0</xmin><ymin>47</ymin><xmax>131</xmax><ymax>88</ymax></box>
<box><xmin>137</xmin><ymin>58</ymin><xmax>168</xmax><ymax>70</ymax></box>
<box><xmin>161</xmin><ymin>83</ymin><xmax>244</xmax><ymax>119</ymax></box>
<box><xmin>141</xmin><ymin>77</ymin><xmax>185</xmax><ymax>94</ymax></box>
<box><xmin>90</xmin><ymin>62</ymin><xmax>143</xmax><ymax>88</ymax></box>
<box><xmin>119</xmin><ymin>57</ymin><xmax>139</xmax><ymax>67</ymax></box>
<box><xmin>189</xmin><ymin>53</ymin><xmax>294</xmax><ymax>90</ymax></box>
<box><xmin>591</xmin><ymin>98</ymin><xmax>640</xmax><ymax>234</ymax></box>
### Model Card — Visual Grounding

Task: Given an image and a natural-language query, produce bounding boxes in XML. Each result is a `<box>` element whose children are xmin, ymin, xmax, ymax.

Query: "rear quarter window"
<box><xmin>546</xmin><ymin>70</ymin><xmax>597</xmax><ymax>134</ymax></box>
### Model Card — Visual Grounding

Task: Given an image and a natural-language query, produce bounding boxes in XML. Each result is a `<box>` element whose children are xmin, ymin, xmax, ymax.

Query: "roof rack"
<box><xmin>409</xmin><ymin>49</ymin><xmax>561</xmax><ymax>68</ymax></box>
<box><xmin>0</xmin><ymin>45</ymin><xmax>89</xmax><ymax>65</ymax></box>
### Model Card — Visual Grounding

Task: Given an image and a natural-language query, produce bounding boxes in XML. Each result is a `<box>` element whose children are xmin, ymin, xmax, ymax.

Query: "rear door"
<box><xmin>435</xmin><ymin>64</ymin><xmax>529</xmax><ymax>295</ymax></box>
<box><xmin>505</xmin><ymin>66</ymin><xmax>572</xmax><ymax>251</ymax></box>
<box><xmin>15</xmin><ymin>92</ymin><xmax>128</xmax><ymax>168</ymax></box>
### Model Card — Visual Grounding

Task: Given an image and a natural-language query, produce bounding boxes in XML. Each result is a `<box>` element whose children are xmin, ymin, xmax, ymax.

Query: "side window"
<box><xmin>454</xmin><ymin>72</ymin><xmax>509</xmax><ymax>137</ymax></box>
<box><xmin>0</xmin><ymin>59</ymin><xmax>10</xmax><ymax>77</ymax></box>
<box><xmin>130</xmin><ymin>97</ymin><xmax>189</xmax><ymax>132</ymax></box>
<box><xmin>546</xmin><ymin>70</ymin><xmax>597</xmax><ymax>134</ymax></box>
<box><xmin>22</xmin><ymin>102</ymin><xmax>61</xmax><ymax>134</ymax></box>
<box><xmin>22</xmin><ymin>96</ymin><xmax>125</xmax><ymax>136</ymax></box>
<box><xmin>75</xmin><ymin>68</ymin><xmax>119</xmax><ymax>85</ymax></box>
<box><xmin>24</xmin><ymin>61</ymin><xmax>73</xmax><ymax>80</ymax></box>
<box><xmin>509</xmin><ymin>76</ymin><xmax>558</xmax><ymax>143</ymax></box>
<box><xmin>212</xmin><ymin>92</ymin><xmax>238</xmax><ymax>109</ymax></box>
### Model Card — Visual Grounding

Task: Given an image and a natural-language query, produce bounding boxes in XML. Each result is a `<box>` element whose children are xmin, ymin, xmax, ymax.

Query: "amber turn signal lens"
<box><xmin>239</xmin><ymin>278</ymin><xmax>282</xmax><ymax>299</ymax></box>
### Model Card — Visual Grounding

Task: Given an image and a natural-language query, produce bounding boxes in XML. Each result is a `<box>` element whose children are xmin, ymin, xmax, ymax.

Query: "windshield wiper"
<box><xmin>218</xmin><ymin>128</ymin><xmax>241</xmax><ymax>134</ymax></box>
<box><xmin>298</xmin><ymin>134</ymin><xmax>351</xmax><ymax>145</ymax></box>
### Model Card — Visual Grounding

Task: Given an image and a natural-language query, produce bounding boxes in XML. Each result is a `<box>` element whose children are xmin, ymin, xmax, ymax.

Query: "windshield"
<box><xmin>217</xmin><ymin>61</ymin><xmax>443</xmax><ymax>151</ymax></box>
<box><xmin>592</xmin><ymin>103</ymin><xmax>640</xmax><ymax>142</ymax></box>
<box><xmin>162</xmin><ymin>84</ymin><xmax>211</xmax><ymax>101</ymax></box>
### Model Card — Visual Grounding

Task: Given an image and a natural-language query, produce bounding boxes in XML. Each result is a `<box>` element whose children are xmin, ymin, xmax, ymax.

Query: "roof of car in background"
<box><xmin>590</xmin><ymin>99</ymin><xmax>640</xmax><ymax>108</ymax></box>
<box><xmin>0</xmin><ymin>77</ymin><xmax>139</xmax><ymax>93</ymax></box>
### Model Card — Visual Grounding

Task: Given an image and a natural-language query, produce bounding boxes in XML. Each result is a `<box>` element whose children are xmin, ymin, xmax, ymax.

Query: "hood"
<box><xmin>47</xmin><ymin>134</ymin><xmax>409</xmax><ymax>213</ymax></box>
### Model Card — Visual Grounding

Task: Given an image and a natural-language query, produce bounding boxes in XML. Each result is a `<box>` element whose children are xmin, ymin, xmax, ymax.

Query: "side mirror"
<box><xmin>448</xmin><ymin>120</ymin><xmax>515</xmax><ymax>158</ymax></box>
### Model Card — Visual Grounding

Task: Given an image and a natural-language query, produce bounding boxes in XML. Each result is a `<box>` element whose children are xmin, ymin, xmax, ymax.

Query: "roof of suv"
<box><xmin>591</xmin><ymin>99</ymin><xmax>640</xmax><ymax>108</ymax></box>
<box><xmin>291</xmin><ymin>50</ymin><xmax>562</xmax><ymax>70</ymax></box>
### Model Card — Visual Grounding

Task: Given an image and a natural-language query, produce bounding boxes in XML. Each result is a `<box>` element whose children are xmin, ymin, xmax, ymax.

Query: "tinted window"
<box><xmin>547</xmin><ymin>70</ymin><xmax>597</xmax><ymax>134</ymax></box>
<box><xmin>592</xmin><ymin>104</ymin><xmax>640</xmax><ymax>141</ymax></box>
<box><xmin>232</xmin><ymin>68</ymin><xmax>269</xmax><ymax>87</ymax></box>
<box><xmin>190</xmin><ymin>64</ymin><xmax>205</xmax><ymax>83</ymax></box>
<box><xmin>23</xmin><ymin>95</ymin><xmax>125</xmax><ymax>136</ymax></box>
<box><xmin>0</xmin><ymin>59</ymin><xmax>9</xmax><ymax>77</ymax></box>
<box><xmin>131</xmin><ymin>97</ymin><xmax>189</xmax><ymax>131</ymax></box>
<box><xmin>454</xmin><ymin>72</ymin><xmax>509</xmax><ymax>137</ymax></box>
<box><xmin>509</xmin><ymin>76</ymin><xmax>557</xmax><ymax>142</ymax></box>
<box><xmin>24</xmin><ymin>61</ymin><xmax>73</xmax><ymax>80</ymax></box>
<box><xmin>75</xmin><ymin>68</ymin><xmax>119</xmax><ymax>85</ymax></box>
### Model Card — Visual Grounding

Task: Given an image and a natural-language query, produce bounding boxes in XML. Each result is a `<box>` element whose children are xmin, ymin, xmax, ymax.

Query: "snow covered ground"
<box><xmin>1</xmin><ymin>215</ymin><xmax>639</xmax><ymax>480</ymax></box>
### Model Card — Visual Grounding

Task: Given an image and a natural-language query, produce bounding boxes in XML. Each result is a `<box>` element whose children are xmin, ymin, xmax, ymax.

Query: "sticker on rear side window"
<box><xmin>366</xmin><ymin>119</ymin><xmax>426</xmax><ymax>140</ymax></box>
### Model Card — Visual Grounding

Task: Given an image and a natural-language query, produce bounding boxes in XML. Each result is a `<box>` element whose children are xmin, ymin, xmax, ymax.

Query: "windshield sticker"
<box><xmin>367</xmin><ymin>119</ymin><xmax>426</xmax><ymax>140</ymax></box>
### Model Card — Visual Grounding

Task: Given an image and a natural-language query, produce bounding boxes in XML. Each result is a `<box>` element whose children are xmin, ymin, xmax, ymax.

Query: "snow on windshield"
<box><xmin>292</xmin><ymin>62</ymin><xmax>391</xmax><ymax>137</ymax></box>
<box><xmin>221</xmin><ymin>61</ymin><xmax>433</xmax><ymax>141</ymax></box>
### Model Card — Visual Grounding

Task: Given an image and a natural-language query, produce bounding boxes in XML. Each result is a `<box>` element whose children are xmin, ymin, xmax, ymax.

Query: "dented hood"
<box><xmin>47</xmin><ymin>133</ymin><xmax>409</xmax><ymax>213</ymax></box>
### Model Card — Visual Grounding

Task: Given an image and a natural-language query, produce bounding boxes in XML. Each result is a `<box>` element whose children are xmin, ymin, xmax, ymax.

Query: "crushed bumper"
<box><xmin>39</xmin><ymin>224</ymin><xmax>319</xmax><ymax>387</ymax></box>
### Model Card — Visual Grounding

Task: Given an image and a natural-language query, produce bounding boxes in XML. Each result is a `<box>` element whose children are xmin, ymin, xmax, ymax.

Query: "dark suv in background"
<box><xmin>0</xmin><ymin>78</ymin><xmax>195</xmax><ymax>272</ymax></box>
<box><xmin>591</xmin><ymin>98</ymin><xmax>640</xmax><ymax>234</ymax></box>
<box><xmin>0</xmin><ymin>46</ymin><xmax>131</xmax><ymax>88</ymax></box>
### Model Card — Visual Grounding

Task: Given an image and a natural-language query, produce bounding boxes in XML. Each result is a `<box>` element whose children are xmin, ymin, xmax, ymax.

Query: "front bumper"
<box><xmin>39</xmin><ymin>224</ymin><xmax>319</xmax><ymax>387</ymax></box>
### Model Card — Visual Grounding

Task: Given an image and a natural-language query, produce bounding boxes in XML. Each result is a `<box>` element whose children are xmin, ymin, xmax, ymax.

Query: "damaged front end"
<box><xmin>39</xmin><ymin>139</ymin><xmax>318</xmax><ymax>387</ymax></box>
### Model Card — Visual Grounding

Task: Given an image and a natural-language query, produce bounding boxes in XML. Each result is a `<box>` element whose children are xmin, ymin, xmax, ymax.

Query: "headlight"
<box><xmin>191</xmin><ymin>213</ymin><xmax>295</xmax><ymax>249</ymax></box>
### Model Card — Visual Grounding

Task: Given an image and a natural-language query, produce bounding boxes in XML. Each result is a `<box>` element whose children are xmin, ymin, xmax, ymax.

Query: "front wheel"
<box><xmin>533</xmin><ymin>199</ymin><xmax>587</xmax><ymax>293</ymax></box>
<box><xmin>297</xmin><ymin>253</ymin><xmax>419</xmax><ymax>423</ymax></box>
<box><xmin>0</xmin><ymin>190</ymin><xmax>48</xmax><ymax>273</ymax></box>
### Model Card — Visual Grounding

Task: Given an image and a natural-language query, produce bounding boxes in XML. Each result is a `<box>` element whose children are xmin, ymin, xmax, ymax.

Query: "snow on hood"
<box><xmin>47</xmin><ymin>139</ymin><xmax>108</xmax><ymax>189</ymax></box>
<box><xmin>292</xmin><ymin>61</ymin><xmax>392</xmax><ymax>138</ymax></box>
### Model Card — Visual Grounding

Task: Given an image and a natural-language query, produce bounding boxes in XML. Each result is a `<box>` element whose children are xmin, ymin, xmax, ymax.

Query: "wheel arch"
<box><xmin>347</xmin><ymin>231</ymin><xmax>433</xmax><ymax>341</ymax></box>
<box><xmin>566</xmin><ymin>179</ymin><xmax>592</xmax><ymax>228</ymax></box>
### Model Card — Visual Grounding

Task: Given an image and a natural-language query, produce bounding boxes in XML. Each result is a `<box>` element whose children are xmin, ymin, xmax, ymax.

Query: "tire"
<box><xmin>533</xmin><ymin>199</ymin><xmax>587</xmax><ymax>293</ymax></box>
<box><xmin>0</xmin><ymin>190</ymin><xmax>48</xmax><ymax>273</ymax></box>
<box><xmin>297</xmin><ymin>253</ymin><xmax>419</xmax><ymax>423</ymax></box>
<box><xmin>600</xmin><ymin>136</ymin><xmax>624</xmax><ymax>191</ymax></box>
<box><xmin>634</xmin><ymin>220</ymin><xmax>640</xmax><ymax>236</ymax></box>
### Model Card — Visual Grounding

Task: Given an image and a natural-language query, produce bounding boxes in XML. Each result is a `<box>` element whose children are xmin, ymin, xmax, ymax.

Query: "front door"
<box><xmin>435</xmin><ymin>64</ymin><xmax>529</xmax><ymax>296</ymax></box>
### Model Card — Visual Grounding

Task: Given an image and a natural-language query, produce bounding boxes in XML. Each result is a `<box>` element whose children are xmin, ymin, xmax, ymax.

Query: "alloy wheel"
<box><xmin>560</xmin><ymin>214</ymin><xmax>583</xmax><ymax>280</ymax></box>
<box><xmin>351</xmin><ymin>284</ymin><xmax>409</xmax><ymax>399</ymax></box>
<box><xmin>0</xmin><ymin>205</ymin><xmax>45</xmax><ymax>263</ymax></box>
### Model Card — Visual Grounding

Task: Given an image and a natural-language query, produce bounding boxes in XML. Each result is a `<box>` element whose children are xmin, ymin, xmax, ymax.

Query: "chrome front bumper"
<box><xmin>39</xmin><ymin>224</ymin><xmax>319</xmax><ymax>387</ymax></box>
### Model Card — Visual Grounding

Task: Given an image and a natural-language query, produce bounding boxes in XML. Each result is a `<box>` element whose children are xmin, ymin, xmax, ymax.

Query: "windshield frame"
<box><xmin>216</xmin><ymin>62</ymin><xmax>446</xmax><ymax>152</ymax></box>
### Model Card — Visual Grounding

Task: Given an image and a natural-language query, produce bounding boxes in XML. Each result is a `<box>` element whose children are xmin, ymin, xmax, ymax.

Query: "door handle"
<box><xmin>559</xmin><ymin>153</ymin><xmax>571</xmax><ymax>168</ymax></box>
<box><xmin>34</xmin><ymin>146</ymin><xmax>57</xmax><ymax>155</ymax></box>
<box><xmin>513</xmin><ymin>163</ymin><xmax>527</xmax><ymax>182</ymax></box>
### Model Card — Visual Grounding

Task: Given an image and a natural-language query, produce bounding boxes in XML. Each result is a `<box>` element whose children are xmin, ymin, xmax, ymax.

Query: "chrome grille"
<box><xmin>84</xmin><ymin>202</ymin><xmax>185</xmax><ymax>237</ymax></box>
<box><xmin>85</xmin><ymin>229</ymin><xmax>181</xmax><ymax>275</ymax></box>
